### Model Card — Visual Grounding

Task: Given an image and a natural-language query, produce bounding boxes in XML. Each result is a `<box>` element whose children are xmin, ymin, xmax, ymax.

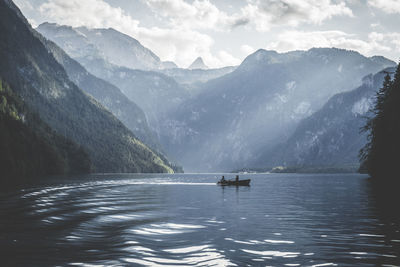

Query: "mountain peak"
<box><xmin>369</xmin><ymin>55</ymin><xmax>396</xmax><ymax>66</ymax></box>
<box><xmin>188</xmin><ymin>57</ymin><xmax>208</xmax><ymax>70</ymax></box>
<box><xmin>162</xmin><ymin>61</ymin><xmax>178</xmax><ymax>69</ymax></box>
<box><xmin>38</xmin><ymin>22</ymin><xmax>58</xmax><ymax>28</ymax></box>
<box><xmin>37</xmin><ymin>23</ymin><xmax>164</xmax><ymax>70</ymax></box>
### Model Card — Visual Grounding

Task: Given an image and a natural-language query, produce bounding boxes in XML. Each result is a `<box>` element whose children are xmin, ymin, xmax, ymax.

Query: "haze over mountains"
<box><xmin>37</xmin><ymin>20</ymin><xmax>396</xmax><ymax>173</ymax></box>
<box><xmin>37</xmin><ymin>23</ymin><xmax>172</xmax><ymax>71</ymax></box>
<box><xmin>160</xmin><ymin>49</ymin><xmax>395</xmax><ymax>171</ymax></box>
<box><xmin>2</xmin><ymin>0</ymin><xmax>398</xmax><ymax>176</ymax></box>
<box><xmin>159</xmin><ymin>66</ymin><xmax>235</xmax><ymax>86</ymax></box>
<box><xmin>36</xmin><ymin>23</ymin><xmax>231</xmax><ymax>83</ymax></box>
<box><xmin>36</xmin><ymin>22</ymin><xmax>236</xmax><ymax>140</ymax></box>
<box><xmin>42</xmin><ymin>38</ymin><xmax>161</xmax><ymax>151</ymax></box>
<box><xmin>0</xmin><ymin>0</ymin><xmax>176</xmax><ymax>179</ymax></box>
<box><xmin>258</xmin><ymin>68</ymin><xmax>395</xmax><ymax>169</ymax></box>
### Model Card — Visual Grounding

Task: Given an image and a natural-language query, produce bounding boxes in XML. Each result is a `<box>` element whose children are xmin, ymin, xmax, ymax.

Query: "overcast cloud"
<box><xmin>14</xmin><ymin>0</ymin><xmax>400</xmax><ymax>68</ymax></box>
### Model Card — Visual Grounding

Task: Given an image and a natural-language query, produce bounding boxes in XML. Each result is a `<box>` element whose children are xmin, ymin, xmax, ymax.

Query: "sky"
<box><xmin>14</xmin><ymin>0</ymin><xmax>400</xmax><ymax>68</ymax></box>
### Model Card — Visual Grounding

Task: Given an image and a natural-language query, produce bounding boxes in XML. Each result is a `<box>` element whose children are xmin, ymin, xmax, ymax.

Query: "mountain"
<box><xmin>76</xmin><ymin>56</ymin><xmax>188</xmax><ymax>134</ymax></box>
<box><xmin>37</xmin><ymin>23</ymin><xmax>189</xmax><ymax>135</ymax></box>
<box><xmin>38</xmin><ymin>22</ymin><xmax>235</xmax><ymax>88</ymax></box>
<box><xmin>75</xmin><ymin>26</ymin><xmax>163</xmax><ymax>70</ymax></box>
<box><xmin>0</xmin><ymin>0</ymin><xmax>175</xmax><ymax>173</ymax></box>
<box><xmin>160</xmin><ymin>48</ymin><xmax>396</xmax><ymax>172</ymax></box>
<box><xmin>41</xmin><ymin>36</ymin><xmax>161</xmax><ymax>151</ymax></box>
<box><xmin>161</xmin><ymin>61</ymin><xmax>178</xmax><ymax>69</ymax></box>
<box><xmin>369</xmin><ymin>55</ymin><xmax>396</xmax><ymax>67</ymax></box>
<box><xmin>37</xmin><ymin>23</ymin><xmax>173</xmax><ymax>71</ymax></box>
<box><xmin>257</xmin><ymin>68</ymin><xmax>395</xmax><ymax>170</ymax></box>
<box><xmin>0</xmin><ymin>80</ymin><xmax>90</xmax><ymax>183</ymax></box>
<box><xmin>160</xmin><ymin>66</ymin><xmax>236</xmax><ymax>86</ymax></box>
<box><xmin>188</xmin><ymin>57</ymin><xmax>208</xmax><ymax>70</ymax></box>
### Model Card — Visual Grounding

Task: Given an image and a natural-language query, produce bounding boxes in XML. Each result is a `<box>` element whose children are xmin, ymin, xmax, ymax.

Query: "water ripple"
<box><xmin>1</xmin><ymin>174</ymin><xmax>399</xmax><ymax>266</ymax></box>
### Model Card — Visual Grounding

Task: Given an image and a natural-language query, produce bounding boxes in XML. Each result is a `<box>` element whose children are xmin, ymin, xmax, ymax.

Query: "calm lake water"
<box><xmin>1</xmin><ymin>173</ymin><xmax>399</xmax><ymax>266</ymax></box>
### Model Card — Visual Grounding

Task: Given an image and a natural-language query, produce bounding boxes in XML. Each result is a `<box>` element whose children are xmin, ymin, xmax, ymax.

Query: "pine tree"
<box><xmin>360</xmin><ymin>63</ymin><xmax>400</xmax><ymax>180</ymax></box>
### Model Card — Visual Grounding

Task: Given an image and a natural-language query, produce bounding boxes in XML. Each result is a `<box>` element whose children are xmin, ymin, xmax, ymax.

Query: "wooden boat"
<box><xmin>217</xmin><ymin>179</ymin><xmax>251</xmax><ymax>186</ymax></box>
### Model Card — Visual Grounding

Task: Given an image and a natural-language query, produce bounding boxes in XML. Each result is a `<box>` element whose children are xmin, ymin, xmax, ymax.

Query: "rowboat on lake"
<box><xmin>217</xmin><ymin>175</ymin><xmax>250</xmax><ymax>186</ymax></box>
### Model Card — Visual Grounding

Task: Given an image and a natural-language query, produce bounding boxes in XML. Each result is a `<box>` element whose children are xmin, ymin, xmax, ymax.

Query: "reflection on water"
<box><xmin>0</xmin><ymin>173</ymin><xmax>399</xmax><ymax>266</ymax></box>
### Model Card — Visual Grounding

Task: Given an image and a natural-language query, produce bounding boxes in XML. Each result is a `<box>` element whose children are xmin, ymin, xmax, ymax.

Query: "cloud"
<box><xmin>144</xmin><ymin>0</ymin><xmax>247</xmax><ymax>31</ymax></box>
<box><xmin>215</xmin><ymin>50</ymin><xmax>242</xmax><ymax>66</ymax></box>
<box><xmin>28</xmin><ymin>18</ymin><xmax>38</xmax><ymax>27</ymax></box>
<box><xmin>38</xmin><ymin>0</ymin><xmax>239</xmax><ymax>68</ymax></box>
<box><xmin>369</xmin><ymin>32</ymin><xmax>400</xmax><ymax>51</ymax></box>
<box><xmin>240</xmin><ymin>0</ymin><xmax>354</xmax><ymax>31</ymax></box>
<box><xmin>39</xmin><ymin>0</ymin><xmax>140</xmax><ymax>29</ymax></box>
<box><xmin>13</xmin><ymin>0</ymin><xmax>34</xmax><ymax>10</ymax></box>
<box><xmin>370</xmin><ymin>22</ymin><xmax>380</xmax><ymax>28</ymax></box>
<box><xmin>19</xmin><ymin>0</ymin><xmax>396</xmax><ymax>67</ymax></box>
<box><xmin>144</xmin><ymin>0</ymin><xmax>354</xmax><ymax>32</ymax></box>
<box><xmin>265</xmin><ymin>30</ymin><xmax>393</xmax><ymax>56</ymax></box>
<box><xmin>144</xmin><ymin>0</ymin><xmax>216</xmax><ymax>29</ymax></box>
<box><xmin>368</xmin><ymin>0</ymin><xmax>400</xmax><ymax>14</ymax></box>
<box><xmin>14</xmin><ymin>0</ymin><xmax>38</xmax><ymax>26</ymax></box>
<box><xmin>241</xmin><ymin>44</ymin><xmax>257</xmax><ymax>56</ymax></box>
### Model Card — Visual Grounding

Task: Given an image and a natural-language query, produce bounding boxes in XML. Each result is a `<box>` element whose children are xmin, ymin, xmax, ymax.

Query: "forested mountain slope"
<box><xmin>0</xmin><ymin>0</ymin><xmax>174</xmax><ymax>173</ymax></box>
<box><xmin>41</xmin><ymin>39</ymin><xmax>162</xmax><ymax>151</ymax></box>
<box><xmin>0</xmin><ymin>80</ymin><xmax>90</xmax><ymax>183</ymax></box>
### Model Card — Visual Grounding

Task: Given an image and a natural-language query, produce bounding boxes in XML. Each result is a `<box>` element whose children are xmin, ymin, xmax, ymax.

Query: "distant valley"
<box><xmin>159</xmin><ymin>49</ymin><xmax>395</xmax><ymax>171</ymax></box>
<box><xmin>37</xmin><ymin>22</ymin><xmax>396</xmax><ymax>173</ymax></box>
<box><xmin>37</xmin><ymin>23</ymin><xmax>234</xmax><ymax>142</ymax></box>
<box><xmin>1</xmin><ymin>0</ymin><xmax>398</xmax><ymax>177</ymax></box>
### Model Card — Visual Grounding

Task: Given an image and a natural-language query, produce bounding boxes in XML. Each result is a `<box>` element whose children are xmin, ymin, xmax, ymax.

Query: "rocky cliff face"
<box><xmin>257</xmin><ymin>68</ymin><xmax>395</xmax><ymax>169</ymax></box>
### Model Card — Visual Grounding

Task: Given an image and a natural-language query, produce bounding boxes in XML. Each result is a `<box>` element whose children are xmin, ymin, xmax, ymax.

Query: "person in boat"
<box><xmin>221</xmin><ymin>176</ymin><xmax>226</xmax><ymax>183</ymax></box>
<box><xmin>236</xmin><ymin>175</ymin><xmax>239</xmax><ymax>182</ymax></box>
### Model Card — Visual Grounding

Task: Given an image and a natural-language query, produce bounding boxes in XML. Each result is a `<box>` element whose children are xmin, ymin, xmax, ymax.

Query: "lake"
<box><xmin>0</xmin><ymin>173</ymin><xmax>399</xmax><ymax>266</ymax></box>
